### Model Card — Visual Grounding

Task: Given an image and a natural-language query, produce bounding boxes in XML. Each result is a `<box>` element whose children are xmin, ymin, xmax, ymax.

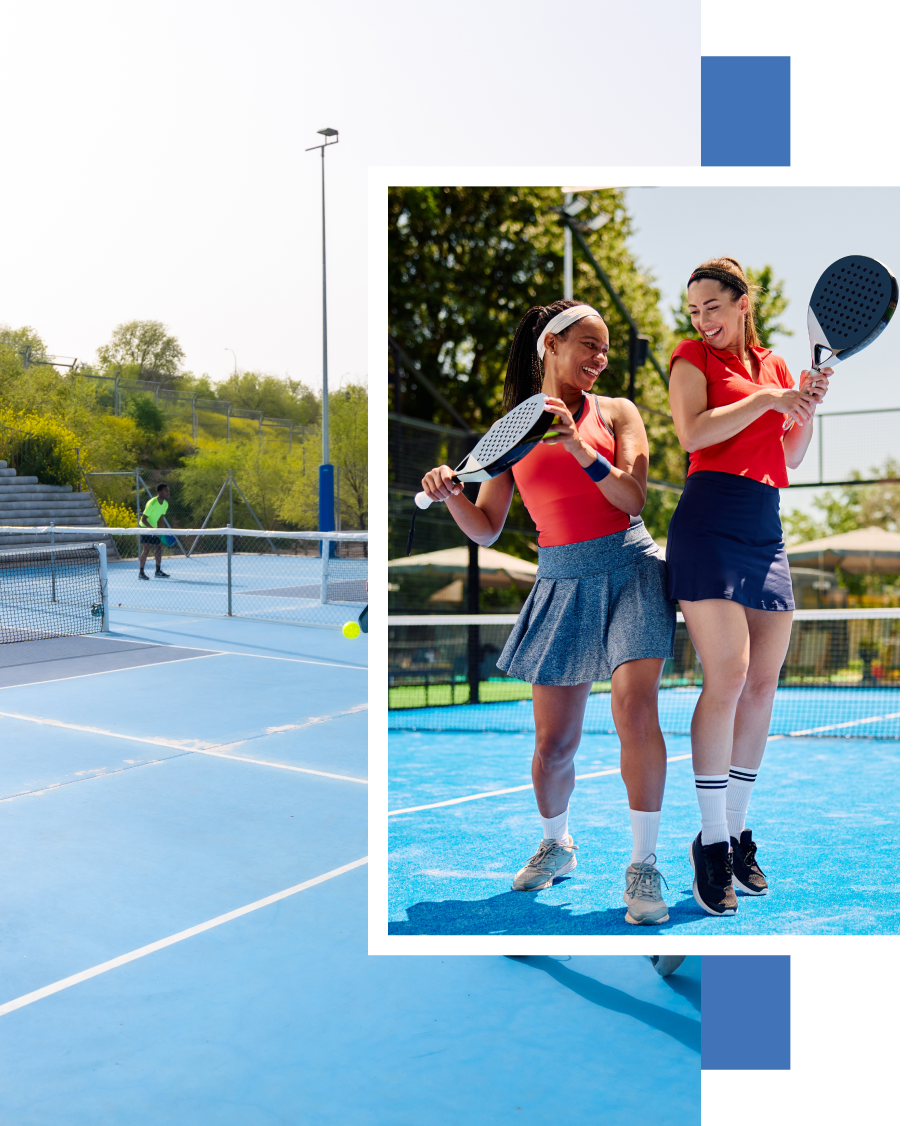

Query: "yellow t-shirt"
<box><xmin>141</xmin><ymin>497</ymin><xmax>168</xmax><ymax>528</ymax></box>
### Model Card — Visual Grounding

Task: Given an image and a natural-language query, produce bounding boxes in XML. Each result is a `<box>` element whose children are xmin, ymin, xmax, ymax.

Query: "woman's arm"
<box><xmin>669</xmin><ymin>357</ymin><xmax>815</xmax><ymax>452</ymax></box>
<box><xmin>541</xmin><ymin>395</ymin><xmax>647</xmax><ymax>515</ymax></box>
<box><xmin>783</xmin><ymin>367</ymin><xmax>831</xmax><ymax>468</ymax></box>
<box><xmin>418</xmin><ymin>465</ymin><xmax>515</xmax><ymax>547</ymax></box>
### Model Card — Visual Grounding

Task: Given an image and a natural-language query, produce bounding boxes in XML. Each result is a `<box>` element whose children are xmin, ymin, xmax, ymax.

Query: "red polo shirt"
<box><xmin>670</xmin><ymin>339</ymin><xmax>795</xmax><ymax>488</ymax></box>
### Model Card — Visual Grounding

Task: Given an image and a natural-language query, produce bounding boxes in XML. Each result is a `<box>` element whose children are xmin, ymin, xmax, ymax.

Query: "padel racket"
<box><xmin>406</xmin><ymin>393</ymin><xmax>555</xmax><ymax>553</ymax></box>
<box><xmin>783</xmin><ymin>255</ymin><xmax>898</xmax><ymax>430</ymax></box>
<box><xmin>649</xmin><ymin>955</ymin><xmax>686</xmax><ymax>978</ymax></box>
<box><xmin>159</xmin><ymin>534</ymin><xmax>177</xmax><ymax>547</ymax></box>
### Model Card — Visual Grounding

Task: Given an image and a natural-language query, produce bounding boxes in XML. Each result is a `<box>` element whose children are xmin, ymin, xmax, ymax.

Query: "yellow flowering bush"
<box><xmin>99</xmin><ymin>499</ymin><xmax>137</xmax><ymax>528</ymax></box>
<box><xmin>0</xmin><ymin>409</ymin><xmax>87</xmax><ymax>488</ymax></box>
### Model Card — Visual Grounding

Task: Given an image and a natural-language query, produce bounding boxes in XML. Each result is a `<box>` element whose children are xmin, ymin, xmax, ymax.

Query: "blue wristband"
<box><xmin>583</xmin><ymin>451</ymin><xmax>612</xmax><ymax>481</ymax></box>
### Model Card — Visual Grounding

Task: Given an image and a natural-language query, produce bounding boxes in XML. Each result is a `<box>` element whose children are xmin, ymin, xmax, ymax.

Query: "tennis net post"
<box><xmin>95</xmin><ymin>542</ymin><xmax>110</xmax><ymax>632</ymax></box>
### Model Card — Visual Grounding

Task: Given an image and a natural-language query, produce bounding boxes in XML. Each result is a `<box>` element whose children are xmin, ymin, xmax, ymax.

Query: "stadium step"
<box><xmin>0</xmin><ymin>463</ymin><xmax>118</xmax><ymax>558</ymax></box>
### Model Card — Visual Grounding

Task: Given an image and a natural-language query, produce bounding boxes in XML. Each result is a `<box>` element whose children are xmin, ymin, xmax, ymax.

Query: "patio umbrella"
<box><xmin>785</xmin><ymin>527</ymin><xmax>899</xmax><ymax>574</ymax></box>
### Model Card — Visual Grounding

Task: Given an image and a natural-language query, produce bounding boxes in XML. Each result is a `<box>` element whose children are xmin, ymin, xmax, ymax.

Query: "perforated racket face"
<box><xmin>464</xmin><ymin>394</ymin><xmax>548</xmax><ymax>468</ymax></box>
<box><xmin>810</xmin><ymin>256</ymin><xmax>897</xmax><ymax>354</ymax></box>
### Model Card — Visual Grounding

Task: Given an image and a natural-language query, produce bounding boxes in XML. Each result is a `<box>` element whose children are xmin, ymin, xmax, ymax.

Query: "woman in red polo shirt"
<box><xmin>667</xmin><ymin>257</ymin><xmax>830</xmax><ymax>919</ymax></box>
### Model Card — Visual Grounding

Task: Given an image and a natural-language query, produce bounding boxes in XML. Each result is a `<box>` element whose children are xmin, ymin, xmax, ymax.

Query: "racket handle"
<box><xmin>415</xmin><ymin>491</ymin><xmax>434</xmax><ymax>510</ymax></box>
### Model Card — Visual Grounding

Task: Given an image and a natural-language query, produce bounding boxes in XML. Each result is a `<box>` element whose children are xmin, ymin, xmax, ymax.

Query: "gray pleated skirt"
<box><xmin>497</xmin><ymin>522</ymin><xmax>676</xmax><ymax>686</ymax></box>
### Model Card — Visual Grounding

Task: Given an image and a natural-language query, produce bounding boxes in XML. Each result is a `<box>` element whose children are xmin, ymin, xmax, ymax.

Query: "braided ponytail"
<box><xmin>502</xmin><ymin>298</ymin><xmax>583</xmax><ymax>413</ymax></box>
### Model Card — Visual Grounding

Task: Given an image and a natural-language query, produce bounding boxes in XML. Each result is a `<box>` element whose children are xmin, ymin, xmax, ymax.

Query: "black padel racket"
<box><xmin>783</xmin><ymin>254</ymin><xmax>898</xmax><ymax>430</ymax></box>
<box><xmin>405</xmin><ymin>393</ymin><xmax>555</xmax><ymax>553</ymax></box>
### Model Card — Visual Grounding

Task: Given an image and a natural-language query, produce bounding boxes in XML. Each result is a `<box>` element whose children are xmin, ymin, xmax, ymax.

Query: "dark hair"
<box><xmin>687</xmin><ymin>257</ymin><xmax>761</xmax><ymax>349</ymax></box>
<box><xmin>502</xmin><ymin>299</ymin><xmax>586</xmax><ymax>412</ymax></box>
<box><xmin>157</xmin><ymin>482</ymin><xmax>169</xmax><ymax>494</ymax></box>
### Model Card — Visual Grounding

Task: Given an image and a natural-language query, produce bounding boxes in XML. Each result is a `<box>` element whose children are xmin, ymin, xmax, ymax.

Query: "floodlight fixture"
<box><xmin>562</xmin><ymin>195</ymin><xmax>588</xmax><ymax>217</ymax></box>
<box><xmin>584</xmin><ymin>210</ymin><xmax>612</xmax><ymax>232</ymax></box>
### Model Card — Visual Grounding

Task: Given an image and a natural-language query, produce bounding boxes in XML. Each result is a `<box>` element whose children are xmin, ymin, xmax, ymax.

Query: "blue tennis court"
<box><xmin>388</xmin><ymin>688</ymin><xmax>900</xmax><ymax>936</ymax></box>
<box><xmin>0</xmin><ymin>611</ymin><xmax>700</xmax><ymax>1123</ymax></box>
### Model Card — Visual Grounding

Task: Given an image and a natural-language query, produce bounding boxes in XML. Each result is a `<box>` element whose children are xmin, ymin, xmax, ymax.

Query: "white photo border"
<box><xmin>367</xmin><ymin>164</ymin><xmax>909</xmax><ymax>959</ymax></box>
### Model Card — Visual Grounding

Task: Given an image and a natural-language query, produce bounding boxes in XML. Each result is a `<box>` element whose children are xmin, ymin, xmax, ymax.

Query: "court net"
<box><xmin>0</xmin><ymin>543</ymin><xmax>107</xmax><ymax>644</ymax></box>
<box><xmin>388</xmin><ymin>611</ymin><xmax>900</xmax><ymax>739</ymax></box>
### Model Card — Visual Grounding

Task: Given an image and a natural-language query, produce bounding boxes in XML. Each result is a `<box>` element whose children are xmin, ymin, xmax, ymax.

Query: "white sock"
<box><xmin>727</xmin><ymin>766</ymin><xmax>758</xmax><ymax>841</ymax></box>
<box><xmin>629</xmin><ymin>809</ymin><xmax>661</xmax><ymax>864</ymax></box>
<box><xmin>695</xmin><ymin>773</ymin><xmax>730</xmax><ymax>846</ymax></box>
<box><xmin>540</xmin><ymin>807</ymin><xmax>569</xmax><ymax>844</ymax></box>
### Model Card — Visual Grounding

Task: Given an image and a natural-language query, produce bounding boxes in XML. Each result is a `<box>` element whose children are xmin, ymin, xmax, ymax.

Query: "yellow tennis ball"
<box><xmin>342</xmin><ymin>621</ymin><xmax>361</xmax><ymax>639</ymax></box>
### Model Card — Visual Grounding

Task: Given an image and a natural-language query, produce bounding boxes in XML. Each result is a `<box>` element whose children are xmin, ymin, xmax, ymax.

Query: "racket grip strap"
<box><xmin>583</xmin><ymin>451</ymin><xmax>612</xmax><ymax>481</ymax></box>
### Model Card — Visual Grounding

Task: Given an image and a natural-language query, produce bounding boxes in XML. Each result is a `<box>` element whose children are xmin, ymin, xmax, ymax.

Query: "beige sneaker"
<box><xmin>623</xmin><ymin>856</ymin><xmax>669</xmax><ymax>925</ymax></box>
<box><xmin>512</xmin><ymin>836</ymin><xmax>578</xmax><ymax>891</ymax></box>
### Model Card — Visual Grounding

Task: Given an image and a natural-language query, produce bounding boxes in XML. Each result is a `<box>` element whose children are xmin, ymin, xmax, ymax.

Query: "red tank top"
<box><xmin>512</xmin><ymin>393</ymin><xmax>630</xmax><ymax>547</ymax></box>
<box><xmin>670</xmin><ymin>339</ymin><xmax>795</xmax><ymax>487</ymax></box>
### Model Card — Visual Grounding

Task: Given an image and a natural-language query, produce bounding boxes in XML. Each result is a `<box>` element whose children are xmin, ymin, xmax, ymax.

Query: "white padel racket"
<box><xmin>783</xmin><ymin>255</ymin><xmax>898</xmax><ymax>430</ymax></box>
<box><xmin>649</xmin><ymin>955</ymin><xmax>686</xmax><ymax>978</ymax></box>
<box><xmin>406</xmin><ymin>393</ymin><xmax>556</xmax><ymax>553</ymax></box>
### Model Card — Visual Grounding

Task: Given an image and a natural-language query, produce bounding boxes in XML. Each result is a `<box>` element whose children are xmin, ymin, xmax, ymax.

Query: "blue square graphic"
<box><xmin>702</xmin><ymin>955</ymin><xmax>791</xmax><ymax>1069</ymax></box>
<box><xmin>701</xmin><ymin>56</ymin><xmax>790</xmax><ymax>166</ymax></box>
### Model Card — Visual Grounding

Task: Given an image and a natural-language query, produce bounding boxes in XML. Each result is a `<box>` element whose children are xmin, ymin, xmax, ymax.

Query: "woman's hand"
<box><xmin>764</xmin><ymin>385</ymin><xmax>816</xmax><ymax>427</ymax></box>
<box><xmin>798</xmin><ymin>366</ymin><xmax>832</xmax><ymax>407</ymax></box>
<box><xmin>420</xmin><ymin>465</ymin><xmax>463</xmax><ymax>503</ymax></box>
<box><xmin>541</xmin><ymin>396</ymin><xmax>593</xmax><ymax>464</ymax></box>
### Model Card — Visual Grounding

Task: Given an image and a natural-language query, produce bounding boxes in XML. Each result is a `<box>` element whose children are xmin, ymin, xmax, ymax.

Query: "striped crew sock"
<box><xmin>695</xmin><ymin>773</ymin><xmax>730</xmax><ymax>846</ymax></box>
<box><xmin>541</xmin><ymin>807</ymin><xmax>570</xmax><ymax>844</ymax></box>
<box><xmin>727</xmin><ymin>766</ymin><xmax>759</xmax><ymax>841</ymax></box>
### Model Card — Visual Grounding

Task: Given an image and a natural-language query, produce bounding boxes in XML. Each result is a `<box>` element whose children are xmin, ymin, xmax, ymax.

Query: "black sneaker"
<box><xmin>731</xmin><ymin>830</ymin><xmax>768</xmax><ymax>895</ymax></box>
<box><xmin>688</xmin><ymin>833</ymin><xmax>738</xmax><ymax>917</ymax></box>
<box><xmin>139</xmin><ymin>570</ymin><xmax>149</xmax><ymax>581</ymax></box>
<box><xmin>154</xmin><ymin>568</ymin><xmax>170</xmax><ymax>578</ymax></box>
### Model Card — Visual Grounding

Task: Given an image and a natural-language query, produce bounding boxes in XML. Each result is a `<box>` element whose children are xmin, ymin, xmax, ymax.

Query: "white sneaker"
<box><xmin>623</xmin><ymin>855</ymin><xmax>669</xmax><ymax>925</ymax></box>
<box><xmin>512</xmin><ymin>836</ymin><xmax>577</xmax><ymax>891</ymax></box>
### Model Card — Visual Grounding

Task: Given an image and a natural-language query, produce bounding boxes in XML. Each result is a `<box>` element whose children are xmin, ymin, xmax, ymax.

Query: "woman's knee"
<box><xmin>610</xmin><ymin>687</ymin><xmax>661</xmax><ymax>735</ymax></box>
<box><xmin>702</xmin><ymin>662</ymin><xmax>748</xmax><ymax>702</ymax></box>
<box><xmin>533</xmin><ymin>735</ymin><xmax>579</xmax><ymax>771</ymax></box>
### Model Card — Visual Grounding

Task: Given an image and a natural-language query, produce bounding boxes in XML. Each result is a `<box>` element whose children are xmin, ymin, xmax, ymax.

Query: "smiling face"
<box><xmin>687</xmin><ymin>278</ymin><xmax>748</xmax><ymax>351</ymax></box>
<box><xmin>543</xmin><ymin>316</ymin><xmax>609</xmax><ymax>392</ymax></box>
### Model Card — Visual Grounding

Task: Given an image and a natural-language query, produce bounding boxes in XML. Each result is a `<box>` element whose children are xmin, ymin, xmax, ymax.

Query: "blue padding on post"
<box><xmin>701</xmin><ymin>57</ymin><xmax>790</xmax><ymax>166</ymax></box>
<box><xmin>701</xmin><ymin>955</ymin><xmax>790</xmax><ymax>1069</ymax></box>
<box><xmin>318</xmin><ymin>463</ymin><xmax>335</xmax><ymax>532</ymax></box>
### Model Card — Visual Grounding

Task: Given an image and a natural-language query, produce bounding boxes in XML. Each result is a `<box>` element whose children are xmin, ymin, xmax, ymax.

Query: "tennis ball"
<box><xmin>342</xmin><ymin>621</ymin><xmax>361</xmax><ymax>640</ymax></box>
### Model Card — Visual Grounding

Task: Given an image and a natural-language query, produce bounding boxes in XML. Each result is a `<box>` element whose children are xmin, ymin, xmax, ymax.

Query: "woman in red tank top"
<box><xmin>667</xmin><ymin>257</ymin><xmax>831</xmax><ymax>919</ymax></box>
<box><xmin>420</xmin><ymin>300</ymin><xmax>677</xmax><ymax>926</ymax></box>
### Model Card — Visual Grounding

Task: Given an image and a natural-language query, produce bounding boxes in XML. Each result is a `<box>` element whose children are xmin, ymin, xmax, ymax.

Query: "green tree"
<box><xmin>97</xmin><ymin>320</ymin><xmax>186</xmax><ymax>384</ymax></box>
<box><xmin>672</xmin><ymin>264</ymin><xmax>794</xmax><ymax>349</ymax></box>
<box><xmin>210</xmin><ymin>371</ymin><xmax>320</xmax><ymax>426</ymax></box>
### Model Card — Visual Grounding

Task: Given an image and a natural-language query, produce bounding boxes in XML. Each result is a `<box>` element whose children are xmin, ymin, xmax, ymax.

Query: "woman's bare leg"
<box><xmin>678</xmin><ymin>599</ymin><xmax>751</xmax><ymax>776</ymax></box>
<box><xmin>530</xmin><ymin>683</ymin><xmax>592</xmax><ymax>818</ymax></box>
<box><xmin>732</xmin><ymin>608</ymin><xmax>794</xmax><ymax>771</ymax></box>
<box><xmin>609</xmin><ymin>657</ymin><xmax>667</xmax><ymax>811</ymax></box>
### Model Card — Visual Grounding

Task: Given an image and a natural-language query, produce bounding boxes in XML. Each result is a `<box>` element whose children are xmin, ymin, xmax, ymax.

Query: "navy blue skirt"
<box><xmin>666</xmin><ymin>471</ymin><xmax>794</xmax><ymax>611</ymax></box>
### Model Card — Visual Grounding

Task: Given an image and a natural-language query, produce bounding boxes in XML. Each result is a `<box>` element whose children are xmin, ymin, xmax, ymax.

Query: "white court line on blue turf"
<box><xmin>0</xmin><ymin>754</ymin><xmax>189</xmax><ymax>803</ymax></box>
<box><xmin>387</xmin><ymin>753</ymin><xmax>693</xmax><ymax>816</ymax></box>
<box><xmin>0</xmin><ymin>708</ymin><xmax>370</xmax><ymax>785</ymax></box>
<box><xmin>0</xmin><ymin>652</ymin><xmax>224</xmax><ymax>692</ymax></box>
<box><xmin>0</xmin><ymin>857</ymin><xmax>369</xmax><ymax>1019</ymax></box>
<box><xmin>788</xmin><ymin>712</ymin><xmax>899</xmax><ymax>736</ymax></box>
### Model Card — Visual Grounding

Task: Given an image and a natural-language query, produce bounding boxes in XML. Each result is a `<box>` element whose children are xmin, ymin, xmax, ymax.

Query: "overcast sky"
<box><xmin>0</xmin><ymin>1</ymin><xmax>697</xmax><ymax>393</ymax></box>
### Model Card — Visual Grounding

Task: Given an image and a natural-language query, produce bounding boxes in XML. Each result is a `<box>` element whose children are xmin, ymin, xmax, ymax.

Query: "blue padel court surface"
<box><xmin>389</xmin><ymin>723</ymin><xmax>900</xmax><ymax>936</ymax></box>
<box><xmin>0</xmin><ymin>614</ymin><xmax>699</xmax><ymax>1124</ymax></box>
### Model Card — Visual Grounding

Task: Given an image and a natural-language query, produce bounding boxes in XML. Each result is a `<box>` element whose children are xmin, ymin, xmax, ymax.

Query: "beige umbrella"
<box><xmin>785</xmin><ymin>527</ymin><xmax>899</xmax><ymax>574</ymax></box>
<box><xmin>388</xmin><ymin>545</ymin><xmax>539</xmax><ymax>589</ymax></box>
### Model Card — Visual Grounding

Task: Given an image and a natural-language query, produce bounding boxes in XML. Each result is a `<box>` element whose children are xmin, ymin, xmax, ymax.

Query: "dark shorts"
<box><xmin>140</xmin><ymin>534</ymin><xmax>161</xmax><ymax>545</ymax></box>
<box><xmin>666</xmin><ymin>471</ymin><xmax>794</xmax><ymax>611</ymax></box>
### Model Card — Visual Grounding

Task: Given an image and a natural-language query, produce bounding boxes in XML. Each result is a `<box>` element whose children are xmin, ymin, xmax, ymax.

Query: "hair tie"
<box><xmin>536</xmin><ymin>305</ymin><xmax>601</xmax><ymax>360</ymax></box>
<box><xmin>687</xmin><ymin>267</ymin><xmax>748</xmax><ymax>295</ymax></box>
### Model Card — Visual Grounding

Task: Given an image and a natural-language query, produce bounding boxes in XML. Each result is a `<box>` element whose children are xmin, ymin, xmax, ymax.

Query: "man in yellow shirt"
<box><xmin>139</xmin><ymin>483</ymin><xmax>171</xmax><ymax>579</ymax></box>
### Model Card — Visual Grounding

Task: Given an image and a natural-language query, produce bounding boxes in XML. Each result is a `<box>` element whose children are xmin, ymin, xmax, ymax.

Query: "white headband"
<box><xmin>536</xmin><ymin>305</ymin><xmax>602</xmax><ymax>360</ymax></box>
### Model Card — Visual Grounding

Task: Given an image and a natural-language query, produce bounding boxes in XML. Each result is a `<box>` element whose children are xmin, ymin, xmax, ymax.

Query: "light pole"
<box><xmin>305</xmin><ymin>127</ymin><xmax>339</xmax><ymax>537</ymax></box>
<box><xmin>224</xmin><ymin>347</ymin><xmax>238</xmax><ymax>375</ymax></box>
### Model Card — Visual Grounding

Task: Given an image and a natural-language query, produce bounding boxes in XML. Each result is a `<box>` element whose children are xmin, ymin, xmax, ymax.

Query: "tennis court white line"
<box><xmin>0</xmin><ymin>709</ymin><xmax>369</xmax><ymax>784</ymax></box>
<box><xmin>0</xmin><ymin>652</ymin><xmax>224</xmax><ymax>692</ymax></box>
<box><xmin>0</xmin><ymin>754</ymin><xmax>188</xmax><ymax>803</ymax></box>
<box><xmin>388</xmin><ymin>753</ymin><xmax>693</xmax><ymax>816</ymax></box>
<box><xmin>0</xmin><ymin>857</ymin><xmax>369</xmax><ymax>1018</ymax></box>
<box><xmin>788</xmin><ymin>712</ymin><xmax>900</xmax><ymax>736</ymax></box>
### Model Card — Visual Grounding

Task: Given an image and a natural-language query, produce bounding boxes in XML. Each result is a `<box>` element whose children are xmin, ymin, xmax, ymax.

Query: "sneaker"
<box><xmin>649</xmin><ymin>955</ymin><xmax>686</xmax><ymax>977</ymax></box>
<box><xmin>139</xmin><ymin>570</ymin><xmax>149</xmax><ymax>580</ymax></box>
<box><xmin>688</xmin><ymin>833</ymin><xmax>738</xmax><ymax>917</ymax></box>
<box><xmin>154</xmin><ymin>568</ymin><xmax>170</xmax><ymax>578</ymax></box>
<box><xmin>731</xmin><ymin>830</ymin><xmax>768</xmax><ymax>895</ymax></box>
<box><xmin>512</xmin><ymin>836</ymin><xmax>577</xmax><ymax>891</ymax></box>
<box><xmin>623</xmin><ymin>855</ymin><xmax>669</xmax><ymax>925</ymax></box>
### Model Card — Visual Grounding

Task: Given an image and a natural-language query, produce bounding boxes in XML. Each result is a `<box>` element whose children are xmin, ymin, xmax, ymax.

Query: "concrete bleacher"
<box><xmin>0</xmin><ymin>460</ymin><xmax>114</xmax><ymax>552</ymax></box>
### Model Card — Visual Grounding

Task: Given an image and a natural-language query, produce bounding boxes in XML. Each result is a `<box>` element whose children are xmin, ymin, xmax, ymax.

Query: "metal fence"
<box><xmin>0</xmin><ymin>525</ymin><xmax>367</xmax><ymax>630</ymax></box>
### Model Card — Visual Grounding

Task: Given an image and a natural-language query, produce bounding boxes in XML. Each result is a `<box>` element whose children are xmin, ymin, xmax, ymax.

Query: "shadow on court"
<box><xmin>504</xmin><ymin>956</ymin><xmax>701</xmax><ymax>1053</ymax></box>
<box><xmin>389</xmin><ymin>882</ymin><xmax>710</xmax><ymax>935</ymax></box>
